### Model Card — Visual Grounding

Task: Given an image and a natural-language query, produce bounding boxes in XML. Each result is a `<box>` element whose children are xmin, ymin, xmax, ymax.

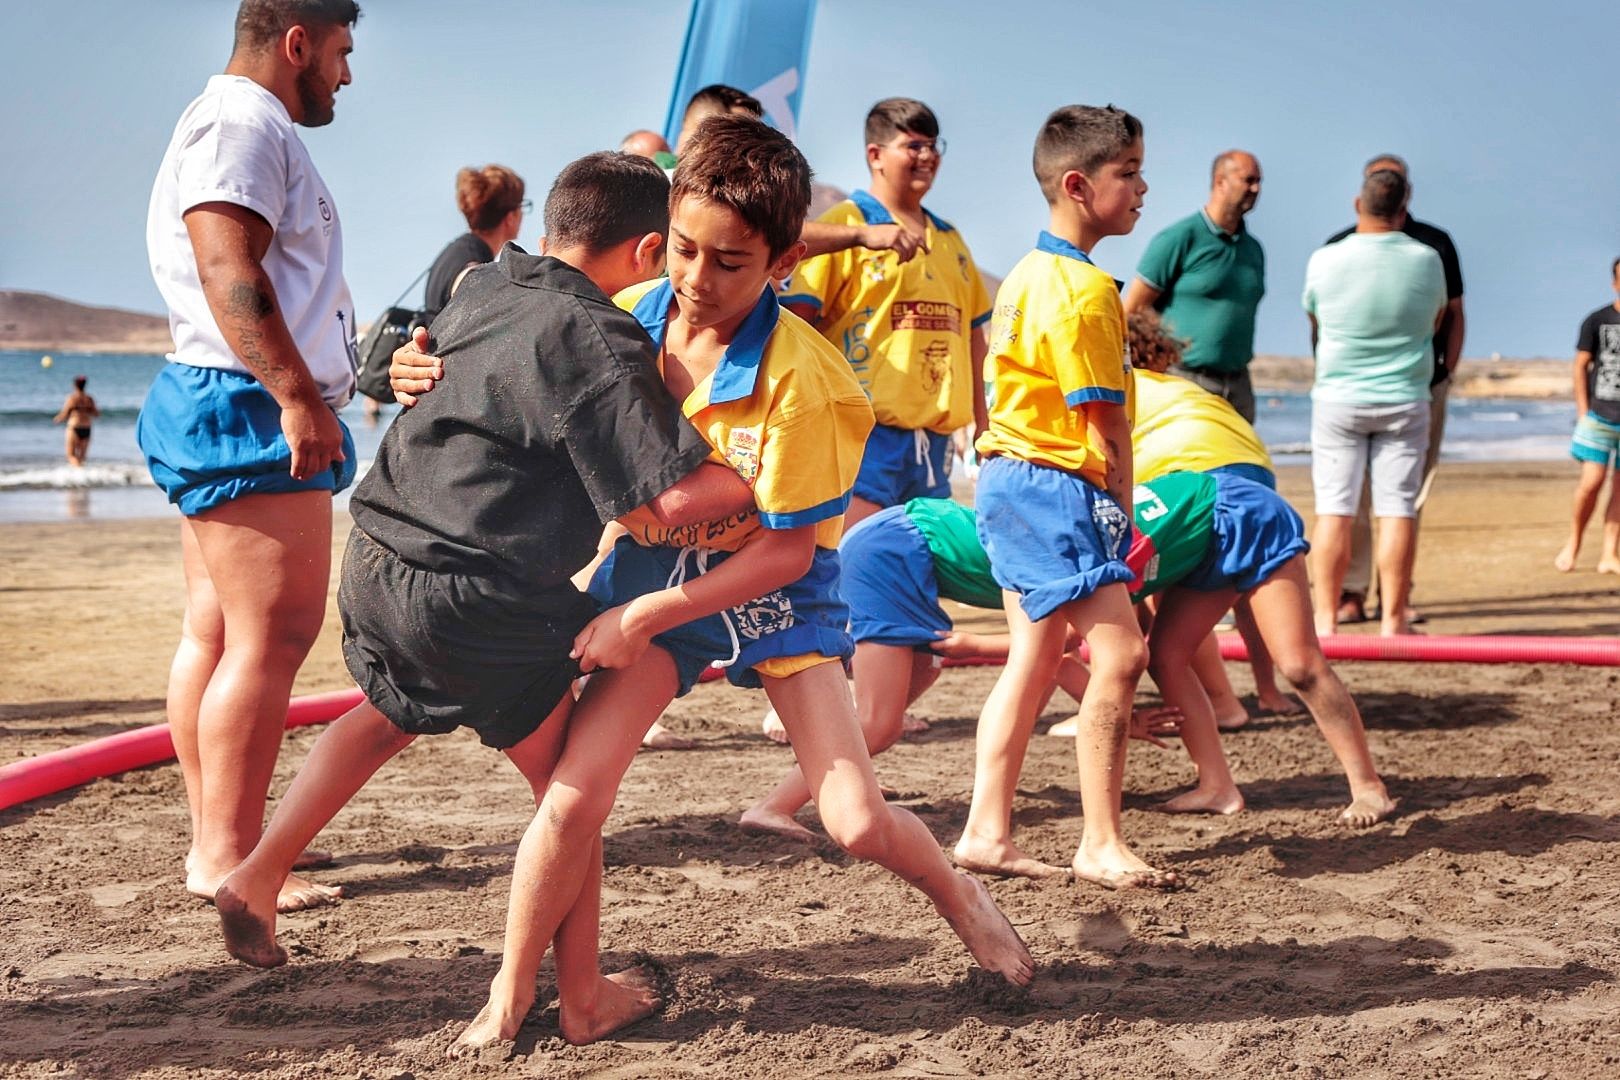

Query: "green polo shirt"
<box><xmin>1136</xmin><ymin>210</ymin><xmax>1266</xmax><ymax>374</ymax></box>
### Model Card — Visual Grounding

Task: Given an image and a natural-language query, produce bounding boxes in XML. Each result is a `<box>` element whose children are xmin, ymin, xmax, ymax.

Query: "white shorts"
<box><xmin>1311</xmin><ymin>400</ymin><xmax>1430</xmax><ymax>518</ymax></box>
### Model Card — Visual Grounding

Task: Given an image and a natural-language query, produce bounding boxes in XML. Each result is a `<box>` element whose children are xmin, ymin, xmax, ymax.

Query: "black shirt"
<box><xmin>422</xmin><ymin>232</ymin><xmax>495</xmax><ymax>323</ymax></box>
<box><xmin>351</xmin><ymin>245</ymin><xmax>713</xmax><ymax>590</ymax></box>
<box><xmin>1326</xmin><ymin>216</ymin><xmax>1463</xmax><ymax>385</ymax></box>
<box><xmin>1576</xmin><ymin>304</ymin><xmax>1620</xmax><ymax>425</ymax></box>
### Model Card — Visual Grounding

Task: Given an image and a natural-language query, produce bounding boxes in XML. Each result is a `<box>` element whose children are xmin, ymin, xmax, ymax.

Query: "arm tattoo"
<box><xmin>225</xmin><ymin>282</ymin><xmax>275</xmax><ymax>321</ymax></box>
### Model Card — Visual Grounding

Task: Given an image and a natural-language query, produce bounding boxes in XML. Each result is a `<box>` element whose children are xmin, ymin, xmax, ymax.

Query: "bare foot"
<box><xmin>1315</xmin><ymin>617</ymin><xmax>1338</xmax><ymax>641</ymax></box>
<box><xmin>216</xmin><ymin>881</ymin><xmax>287</xmax><ymax>968</ymax></box>
<box><xmin>1598</xmin><ymin>557</ymin><xmax>1620</xmax><ymax>576</ymax></box>
<box><xmin>558</xmin><ymin>965</ymin><xmax>663</xmax><ymax>1045</ymax></box>
<box><xmin>188</xmin><ymin>864</ymin><xmax>342</xmax><ymax>914</ymax></box>
<box><xmin>1255</xmin><ymin>692</ymin><xmax>1303</xmax><ymax>718</ymax></box>
<box><xmin>901</xmin><ymin>712</ymin><xmax>931</xmax><ymax>736</ymax></box>
<box><xmin>448</xmin><ymin>993</ymin><xmax>529</xmax><ymax>1059</ymax></box>
<box><xmin>952</xmin><ymin>835</ymin><xmax>1069</xmax><ymax>880</ymax></box>
<box><xmin>739</xmin><ymin>805</ymin><xmax>820</xmax><ymax>843</ymax></box>
<box><xmin>1045</xmin><ymin>715</ymin><xmax>1079</xmax><ymax>737</ymax></box>
<box><xmin>1161</xmin><ymin>785</ymin><xmax>1244</xmax><ymax>815</ymax></box>
<box><xmin>641</xmin><ymin>722</ymin><xmax>696</xmax><ymax>751</ymax></box>
<box><xmin>1554</xmin><ymin>542</ymin><xmax>1578</xmax><ymax>573</ymax></box>
<box><xmin>937</xmin><ymin>872</ymin><xmax>1035</xmax><ymax>986</ymax></box>
<box><xmin>760</xmin><ymin>707</ymin><xmax>790</xmax><ymax>744</ymax></box>
<box><xmin>1214</xmin><ymin>704</ymin><xmax>1251</xmax><ymax>731</ymax></box>
<box><xmin>1072</xmin><ymin>843</ymin><xmax>1180</xmax><ymax>891</ymax></box>
<box><xmin>1339</xmin><ymin>787</ymin><xmax>1397</xmax><ymax>828</ymax></box>
<box><xmin>1380</xmin><ymin>618</ymin><xmax>1425</xmax><ymax>637</ymax></box>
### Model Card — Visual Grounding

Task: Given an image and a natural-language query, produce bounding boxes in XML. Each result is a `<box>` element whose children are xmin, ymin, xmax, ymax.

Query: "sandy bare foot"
<box><xmin>1315</xmin><ymin>618</ymin><xmax>1338</xmax><ymax>641</ymax></box>
<box><xmin>189</xmin><ymin>862</ymin><xmax>342</xmax><ymax>914</ymax></box>
<box><xmin>1072</xmin><ymin>844</ymin><xmax>1180</xmax><ymax>892</ymax></box>
<box><xmin>1598</xmin><ymin>557</ymin><xmax>1620</xmax><ymax>576</ymax></box>
<box><xmin>1554</xmin><ymin>542</ymin><xmax>1578</xmax><ymax>572</ymax></box>
<box><xmin>1255</xmin><ymin>692</ymin><xmax>1304</xmax><ymax>718</ymax></box>
<box><xmin>215</xmin><ymin>881</ymin><xmax>288</xmax><ymax>968</ymax></box>
<box><xmin>291</xmin><ymin>848</ymin><xmax>334</xmax><ymax>870</ymax></box>
<box><xmin>901</xmin><ymin>712</ymin><xmax>931</xmax><ymax>737</ymax></box>
<box><xmin>1339</xmin><ymin>788</ymin><xmax>1398</xmax><ymax>828</ymax></box>
<box><xmin>760</xmin><ymin>707</ymin><xmax>790</xmax><ymax>744</ymax></box>
<box><xmin>448</xmin><ymin>993</ymin><xmax>530</xmax><ymax>1060</ymax></box>
<box><xmin>952</xmin><ymin>835</ymin><xmax>1069</xmax><ymax>880</ymax></box>
<box><xmin>641</xmin><ymin>722</ymin><xmax>696</xmax><ymax>750</ymax></box>
<box><xmin>1161</xmin><ymin>785</ymin><xmax>1244</xmax><ymax>815</ymax></box>
<box><xmin>939</xmin><ymin>872</ymin><xmax>1035</xmax><ymax>986</ymax></box>
<box><xmin>1045</xmin><ymin>715</ymin><xmax>1079</xmax><ymax>737</ymax></box>
<box><xmin>738</xmin><ymin>806</ymin><xmax>820</xmax><ymax>843</ymax></box>
<box><xmin>1214</xmin><ymin>704</ymin><xmax>1251</xmax><ymax>731</ymax></box>
<box><xmin>1381</xmin><ymin>619</ymin><xmax>1425</xmax><ymax>637</ymax></box>
<box><xmin>559</xmin><ymin>965</ymin><xmax>663</xmax><ymax>1045</ymax></box>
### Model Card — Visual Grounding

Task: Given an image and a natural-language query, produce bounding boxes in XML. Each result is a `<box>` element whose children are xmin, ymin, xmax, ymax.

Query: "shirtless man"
<box><xmin>53</xmin><ymin>376</ymin><xmax>100</xmax><ymax>466</ymax></box>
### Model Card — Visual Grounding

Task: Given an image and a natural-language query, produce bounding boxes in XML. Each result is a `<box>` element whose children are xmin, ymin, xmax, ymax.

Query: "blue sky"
<box><xmin>2</xmin><ymin>0</ymin><xmax>1615</xmax><ymax>359</ymax></box>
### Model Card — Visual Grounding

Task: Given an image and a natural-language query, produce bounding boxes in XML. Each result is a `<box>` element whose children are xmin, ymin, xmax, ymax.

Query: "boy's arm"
<box><xmin>572</xmin><ymin>524</ymin><xmax>817</xmax><ymax>672</ymax></box>
<box><xmin>800</xmin><ymin>220</ymin><xmax>925</xmax><ymax>263</ymax></box>
<box><xmin>970</xmin><ymin>324</ymin><xmax>990</xmax><ymax>441</ymax></box>
<box><xmin>1574</xmin><ymin>349</ymin><xmax>1594</xmax><ymax>416</ymax></box>
<box><xmin>389</xmin><ymin>326</ymin><xmax>441</xmax><ymax>406</ymax></box>
<box><xmin>1085</xmin><ymin>400</ymin><xmax>1134</xmax><ymax>519</ymax></box>
<box><xmin>644</xmin><ymin>462</ymin><xmax>756</xmax><ymax>526</ymax></box>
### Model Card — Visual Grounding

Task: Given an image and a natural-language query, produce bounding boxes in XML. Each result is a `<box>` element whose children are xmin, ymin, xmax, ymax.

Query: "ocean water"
<box><xmin>0</xmin><ymin>349</ymin><xmax>1581</xmax><ymax>524</ymax></box>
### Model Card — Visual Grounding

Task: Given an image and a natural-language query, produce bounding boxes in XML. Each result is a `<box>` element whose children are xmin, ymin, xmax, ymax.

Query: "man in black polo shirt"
<box><xmin>1324</xmin><ymin>153</ymin><xmax>1465</xmax><ymax>623</ymax></box>
<box><xmin>214</xmin><ymin>155</ymin><xmax>756</xmax><ymax>1024</ymax></box>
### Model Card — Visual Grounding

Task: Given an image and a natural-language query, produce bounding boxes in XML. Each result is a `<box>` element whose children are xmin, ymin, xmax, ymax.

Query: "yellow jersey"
<box><xmin>974</xmin><ymin>232</ymin><xmax>1134</xmax><ymax>488</ymax></box>
<box><xmin>612</xmin><ymin>279</ymin><xmax>875</xmax><ymax>552</ymax></box>
<box><xmin>780</xmin><ymin>191</ymin><xmax>992</xmax><ymax>433</ymax></box>
<box><xmin>1132</xmin><ymin>369</ymin><xmax>1273</xmax><ymax>483</ymax></box>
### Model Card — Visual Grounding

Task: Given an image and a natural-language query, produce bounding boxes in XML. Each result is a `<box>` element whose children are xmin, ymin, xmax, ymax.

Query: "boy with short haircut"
<box><xmin>453</xmin><ymin>116</ymin><xmax>1033</xmax><ymax>1053</ymax></box>
<box><xmin>781</xmin><ymin>97</ymin><xmax>993</xmax><ymax>527</ymax></box>
<box><xmin>952</xmin><ymin>104</ymin><xmax>1173</xmax><ymax>890</ymax></box>
<box><xmin>214</xmin><ymin>152</ymin><xmax>768</xmax><ymax>1045</ymax></box>
<box><xmin>1556</xmin><ymin>257</ymin><xmax>1620</xmax><ymax>574</ymax></box>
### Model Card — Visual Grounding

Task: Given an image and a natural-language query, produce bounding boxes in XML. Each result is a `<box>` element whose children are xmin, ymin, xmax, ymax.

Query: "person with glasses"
<box><xmin>782</xmin><ymin>98</ymin><xmax>992</xmax><ymax>530</ymax></box>
<box><xmin>422</xmin><ymin>163</ymin><xmax>527</xmax><ymax>323</ymax></box>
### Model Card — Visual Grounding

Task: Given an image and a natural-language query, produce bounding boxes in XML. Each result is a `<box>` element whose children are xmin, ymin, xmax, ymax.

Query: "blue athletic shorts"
<box><xmin>839</xmin><ymin>506</ymin><xmax>952</xmax><ymax>647</ymax></box>
<box><xmin>1180</xmin><ymin>474</ymin><xmax>1309</xmax><ymax>593</ymax></box>
<box><xmin>587</xmin><ymin>537</ymin><xmax>853</xmax><ymax>697</ymax></box>
<box><xmin>1205</xmin><ymin>461</ymin><xmax>1277</xmax><ymax>490</ymax></box>
<box><xmin>137</xmin><ymin>363</ymin><xmax>357</xmax><ymax>516</ymax></box>
<box><xmin>854</xmin><ymin>423</ymin><xmax>952</xmax><ymax>506</ymax></box>
<box><xmin>974</xmin><ymin>455</ymin><xmax>1134</xmax><ymax>622</ymax></box>
<box><xmin>1571</xmin><ymin>411</ymin><xmax>1620</xmax><ymax>468</ymax></box>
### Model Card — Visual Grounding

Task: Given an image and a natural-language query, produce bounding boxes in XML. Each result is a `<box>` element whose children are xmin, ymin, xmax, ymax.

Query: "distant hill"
<box><xmin>0</xmin><ymin>291</ymin><xmax>172</xmax><ymax>354</ymax></box>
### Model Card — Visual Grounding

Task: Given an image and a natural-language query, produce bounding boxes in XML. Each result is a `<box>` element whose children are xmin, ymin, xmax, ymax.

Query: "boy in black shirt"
<box><xmin>216</xmin><ymin>153</ymin><xmax>758</xmax><ymax>1042</ymax></box>
<box><xmin>1557</xmin><ymin>257</ymin><xmax>1620</xmax><ymax>574</ymax></box>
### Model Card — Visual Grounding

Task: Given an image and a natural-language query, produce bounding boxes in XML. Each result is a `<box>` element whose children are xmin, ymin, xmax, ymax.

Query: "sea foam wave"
<box><xmin>0</xmin><ymin>463</ymin><xmax>157</xmax><ymax>490</ymax></box>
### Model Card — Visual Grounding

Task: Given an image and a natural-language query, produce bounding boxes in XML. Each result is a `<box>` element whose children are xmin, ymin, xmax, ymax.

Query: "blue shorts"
<box><xmin>587</xmin><ymin>538</ymin><xmax>853</xmax><ymax>697</ymax></box>
<box><xmin>854</xmin><ymin>423</ymin><xmax>952</xmax><ymax>506</ymax></box>
<box><xmin>839</xmin><ymin>506</ymin><xmax>952</xmax><ymax>647</ymax></box>
<box><xmin>1571</xmin><ymin>411</ymin><xmax>1620</xmax><ymax>467</ymax></box>
<box><xmin>1205</xmin><ymin>461</ymin><xmax>1277</xmax><ymax>490</ymax></box>
<box><xmin>974</xmin><ymin>455</ymin><xmax>1133</xmax><ymax>622</ymax></box>
<box><xmin>137</xmin><ymin>363</ymin><xmax>357</xmax><ymax>516</ymax></box>
<box><xmin>1180</xmin><ymin>474</ymin><xmax>1309</xmax><ymax>593</ymax></box>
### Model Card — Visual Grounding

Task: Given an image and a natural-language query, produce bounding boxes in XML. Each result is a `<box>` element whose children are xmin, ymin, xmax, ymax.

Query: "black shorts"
<box><xmin>338</xmin><ymin>529</ymin><xmax>596</xmax><ymax>748</ymax></box>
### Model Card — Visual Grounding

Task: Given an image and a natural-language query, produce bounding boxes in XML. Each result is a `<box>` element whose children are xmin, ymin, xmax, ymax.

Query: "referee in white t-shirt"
<box><xmin>138</xmin><ymin>0</ymin><xmax>360</xmax><ymax>915</ymax></box>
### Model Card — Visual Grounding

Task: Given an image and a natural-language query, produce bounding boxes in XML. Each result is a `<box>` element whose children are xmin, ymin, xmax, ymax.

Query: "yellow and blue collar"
<box><xmin>630</xmin><ymin>280</ymin><xmax>780</xmax><ymax>407</ymax></box>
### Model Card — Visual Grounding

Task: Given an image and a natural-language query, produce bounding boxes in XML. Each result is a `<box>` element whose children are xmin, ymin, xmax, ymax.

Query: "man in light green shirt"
<box><xmin>1302</xmin><ymin>168</ymin><xmax>1445</xmax><ymax>639</ymax></box>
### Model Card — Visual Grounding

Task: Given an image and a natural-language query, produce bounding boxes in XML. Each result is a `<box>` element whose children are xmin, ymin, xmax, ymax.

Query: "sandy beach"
<box><xmin>3</xmin><ymin>462</ymin><xmax>1618</xmax><ymax>1078</ymax></box>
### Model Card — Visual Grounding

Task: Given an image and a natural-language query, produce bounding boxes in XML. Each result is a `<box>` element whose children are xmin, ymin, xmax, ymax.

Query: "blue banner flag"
<box><xmin>662</xmin><ymin>0</ymin><xmax>818</xmax><ymax>147</ymax></box>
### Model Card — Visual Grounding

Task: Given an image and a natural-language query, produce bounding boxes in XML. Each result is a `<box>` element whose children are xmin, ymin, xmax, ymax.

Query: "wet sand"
<box><xmin>3</xmin><ymin>462</ymin><xmax>1618</xmax><ymax>1078</ymax></box>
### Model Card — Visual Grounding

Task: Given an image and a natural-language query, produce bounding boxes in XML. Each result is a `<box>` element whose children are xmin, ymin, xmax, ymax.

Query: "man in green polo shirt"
<box><xmin>1125</xmin><ymin>150</ymin><xmax>1266</xmax><ymax>421</ymax></box>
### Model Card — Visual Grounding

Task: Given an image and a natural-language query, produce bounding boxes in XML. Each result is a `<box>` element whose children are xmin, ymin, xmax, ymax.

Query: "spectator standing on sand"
<box><xmin>138</xmin><ymin>0</ymin><xmax>361</xmax><ymax>913</ymax></box>
<box><xmin>1324</xmin><ymin>154</ymin><xmax>1466</xmax><ymax>624</ymax></box>
<box><xmin>1302</xmin><ymin>168</ymin><xmax>1445</xmax><ymax>639</ymax></box>
<box><xmin>1556</xmin><ymin>257</ymin><xmax>1620</xmax><ymax>575</ymax></box>
<box><xmin>1124</xmin><ymin>150</ymin><xmax>1266</xmax><ymax>422</ymax></box>
<box><xmin>421</xmin><ymin>165</ymin><xmax>527</xmax><ymax>325</ymax></box>
<box><xmin>53</xmin><ymin>375</ymin><xmax>100</xmax><ymax>466</ymax></box>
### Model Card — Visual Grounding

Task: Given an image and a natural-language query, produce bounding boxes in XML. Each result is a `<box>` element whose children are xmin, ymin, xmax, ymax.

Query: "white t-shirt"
<box><xmin>147</xmin><ymin>74</ymin><xmax>357</xmax><ymax>407</ymax></box>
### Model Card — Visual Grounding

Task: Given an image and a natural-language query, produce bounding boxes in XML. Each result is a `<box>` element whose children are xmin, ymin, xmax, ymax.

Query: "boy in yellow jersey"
<box><xmin>952</xmin><ymin>104</ymin><xmax>1175</xmax><ymax>890</ymax></box>
<box><xmin>781</xmin><ymin>97</ymin><xmax>992</xmax><ymax>528</ymax></box>
<box><xmin>452</xmin><ymin>116</ymin><xmax>1032</xmax><ymax>1053</ymax></box>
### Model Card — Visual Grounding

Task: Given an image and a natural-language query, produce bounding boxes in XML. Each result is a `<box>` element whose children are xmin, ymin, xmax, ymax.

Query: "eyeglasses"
<box><xmin>518</xmin><ymin>199</ymin><xmax>534</xmax><ymax>213</ymax></box>
<box><xmin>891</xmin><ymin>138</ymin><xmax>945</xmax><ymax>159</ymax></box>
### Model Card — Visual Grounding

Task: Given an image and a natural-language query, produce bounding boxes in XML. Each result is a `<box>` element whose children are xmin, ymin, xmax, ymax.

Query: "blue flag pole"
<box><xmin>661</xmin><ymin>0</ymin><xmax>819</xmax><ymax>147</ymax></box>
